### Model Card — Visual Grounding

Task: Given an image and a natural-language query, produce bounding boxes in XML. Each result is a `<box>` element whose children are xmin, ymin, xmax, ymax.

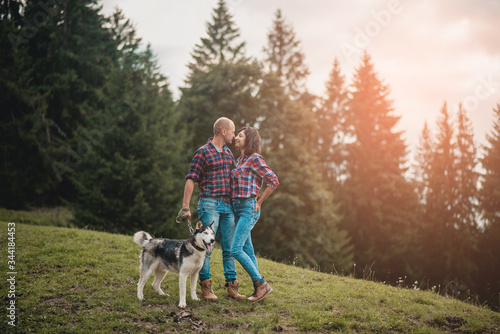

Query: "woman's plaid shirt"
<box><xmin>231</xmin><ymin>153</ymin><xmax>279</xmax><ymax>199</ymax></box>
<box><xmin>185</xmin><ymin>139</ymin><xmax>235</xmax><ymax>198</ymax></box>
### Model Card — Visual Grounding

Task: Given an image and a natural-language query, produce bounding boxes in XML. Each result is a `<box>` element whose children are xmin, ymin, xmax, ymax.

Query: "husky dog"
<box><xmin>134</xmin><ymin>221</ymin><xmax>215</xmax><ymax>308</ymax></box>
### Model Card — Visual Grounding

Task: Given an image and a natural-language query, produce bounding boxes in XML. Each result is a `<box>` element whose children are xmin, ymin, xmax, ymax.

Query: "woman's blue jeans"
<box><xmin>197</xmin><ymin>197</ymin><xmax>237</xmax><ymax>283</ymax></box>
<box><xmin>231</xmin><ymin>198</ymin><xmax>263</xmax><ymax>283</ymax></box>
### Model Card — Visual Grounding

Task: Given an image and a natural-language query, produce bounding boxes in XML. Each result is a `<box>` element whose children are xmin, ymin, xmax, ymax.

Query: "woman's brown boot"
<box><xmin>247</xmin><ymin>281</ymin><xmax>273</xmax><ymax>302</ymax></box>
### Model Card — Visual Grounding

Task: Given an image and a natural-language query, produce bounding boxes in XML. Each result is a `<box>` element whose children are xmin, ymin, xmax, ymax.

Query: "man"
<box><xmin>180</xmin><ymin>117</ymin><xmax>245</xmax><ymax>301</ymax></box>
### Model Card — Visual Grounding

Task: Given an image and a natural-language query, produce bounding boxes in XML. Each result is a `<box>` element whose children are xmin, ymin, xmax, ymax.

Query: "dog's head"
<box><xmin>194</xmin><ymin>221</ymin><xmax>215</xmax><ymax>253</ymax></box>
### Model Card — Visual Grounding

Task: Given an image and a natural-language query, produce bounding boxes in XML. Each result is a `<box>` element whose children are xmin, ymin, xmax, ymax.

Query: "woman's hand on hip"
<box><xmin>254</xmin><ymin>201</ymin><xmax>261</xmax><ymax>213</ymax></box>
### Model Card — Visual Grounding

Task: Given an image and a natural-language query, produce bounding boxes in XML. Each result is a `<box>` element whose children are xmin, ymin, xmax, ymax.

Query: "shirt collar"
<box><xmin>207</xmin><ymin>137</ymin><xmax>226</xmax><ymax>153</ymax></box>
<box><xmin>238</xmin><ymin>154</ymin><xmax>250</xmax><ymax>164</ymax></box>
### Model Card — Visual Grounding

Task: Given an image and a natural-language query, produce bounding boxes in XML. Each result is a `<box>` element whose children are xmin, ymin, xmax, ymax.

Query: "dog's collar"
<box><xmin>190</xmin><ymin>239</ymin><xmax>205</xmax><ymax>252</ymax></box>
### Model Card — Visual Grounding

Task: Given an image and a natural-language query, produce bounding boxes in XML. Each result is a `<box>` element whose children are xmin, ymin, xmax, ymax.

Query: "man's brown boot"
<box><xmin>200</xmin><ymin>279</ymin><xmax>218</xmax><ymax>301</ymax></box>
<box><xmin>247</xmin><ymin>281</ymin><xmax>273</xmax><ymax>302</ymax></box>
<box><xmin>226</xmin><ymin>280</ymin><xmax>246</xmax><ymax>299</ymax></box>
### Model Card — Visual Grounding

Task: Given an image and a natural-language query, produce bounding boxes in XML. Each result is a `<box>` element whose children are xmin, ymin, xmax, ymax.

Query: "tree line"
<box><xmin>1</xmin><ymin>0</ymin><xmax>499</xmax><ymax>310</ymax></box>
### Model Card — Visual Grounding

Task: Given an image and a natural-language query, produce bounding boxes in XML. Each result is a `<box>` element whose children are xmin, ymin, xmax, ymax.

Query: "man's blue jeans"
<box><xmin>231</xmin><ymin>198</ymin><xmax>263</xmax><ymax>283</ymax></box>
<box><xmin>197</xmin><ymin>197</ymin><xmax>237</xmax><ymax>283</ymax></box>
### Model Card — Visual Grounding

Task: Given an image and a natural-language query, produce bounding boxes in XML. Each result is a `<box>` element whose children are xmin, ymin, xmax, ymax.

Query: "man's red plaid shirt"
<box><xmin>185</xmin><ymin>138</ymin><xmax>235</xmax><ymax>198</ymax></box>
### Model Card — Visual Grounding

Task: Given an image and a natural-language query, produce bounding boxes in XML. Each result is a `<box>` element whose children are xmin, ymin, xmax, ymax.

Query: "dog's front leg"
<box><xmin>191</xmin><ymin>271</ymin><xmax>200</xmax><ymax>301</ymax></box>
<box><xmin>178</xmin><ymin>273</ymin><xmax>187</xmax><ymax>308</ymax></box>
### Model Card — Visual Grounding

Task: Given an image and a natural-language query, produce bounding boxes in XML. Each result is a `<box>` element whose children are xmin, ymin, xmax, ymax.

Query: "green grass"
<box><xmin>0</xmin><ymin>207</ymin><xmax>74</xmax><ymax>228</ymax></box>
<box><xmin>0</xmin><ymin>217</ymin><xmax>499</xmax><ymax>333</ymax></box>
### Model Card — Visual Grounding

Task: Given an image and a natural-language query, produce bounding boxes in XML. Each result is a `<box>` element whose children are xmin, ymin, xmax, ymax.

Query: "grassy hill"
<box><xmin>0</xmin><ymin>220</ymin><xmax>499</xmax><ymax>333</ymax></box>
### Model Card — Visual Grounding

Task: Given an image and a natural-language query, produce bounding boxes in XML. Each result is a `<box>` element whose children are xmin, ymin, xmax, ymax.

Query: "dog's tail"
<box><xmin>134</xmin><ymin>231</ymin><xmax>153</xmax><ymax>247</ymax></box>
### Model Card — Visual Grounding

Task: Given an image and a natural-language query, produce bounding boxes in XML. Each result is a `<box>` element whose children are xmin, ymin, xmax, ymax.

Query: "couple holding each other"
<box><xmin>181</xmin><ymin>117</ymin><xmax>278</xmax><ymax>303</ymax></box>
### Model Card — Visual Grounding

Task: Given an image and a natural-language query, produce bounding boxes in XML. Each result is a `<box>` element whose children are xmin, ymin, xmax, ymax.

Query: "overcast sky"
<box><xmin>99</xmin><ymin>0</ymin><xmax>500</xmax><ymax>156</ymax></box>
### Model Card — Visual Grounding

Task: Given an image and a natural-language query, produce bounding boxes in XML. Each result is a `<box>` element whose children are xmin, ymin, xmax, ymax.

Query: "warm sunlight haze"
<box><xmin>101</xmin><ymin>0</ymin><xmax>499</xmax><ymax>154</ymax></box>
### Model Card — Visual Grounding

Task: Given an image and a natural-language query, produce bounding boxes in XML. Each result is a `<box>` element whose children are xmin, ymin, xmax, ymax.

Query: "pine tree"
<box><xmin>415</xmin><ymin>102</ymin><xmax>483</xmax><ymax>292</ymax></box>
<box><xmin>262</xmin><ymin>9</ymin><xmax>309</xmax><ymax>100</ymax></box>
<box><xmin>68</xmin><ymin>11</ymin><xmax>190</xmax><ymax>236</ymax></box>
<box><xmin>340</xmin><ymin>52</ymin><xmax>418</xmax><ymax>280</ymax></box>
<box><xmin>253</xmin><ymin>71</ymin><xmax>353</xmax><ymax>272</ymax></box>
<box><xmin>480</xmin><ymin>104</ymin><xmax>500</xmax><ymax>228</ymax></box>
<box><xmin>189</xmin><ymin>0</ymin><xmax>246</xmax><ymax>70</ymax></box>
<box><xmin>455</xmin><ymin>103</ymin><xmax>479</xmax><ymax>230</ymax></box>
<box><xmin>0</xmin><ymin>0</ymin><xmax>41</xmax><ymax>208</ymax></box>
<box><xmin>429</xmin><ymin>102</ymin><xmax>456</xmax><ymax>218</ymax></box>
<box><xmin>418</xmin><ymin>102</ymin><xmax>456</xmax><ymax>283</ymax></box>
<box><xmin>317</xmin><ymin>58</ymin><xmax>349</xmax><ymax>181</ymax></box>
<box><xmin>0</xmin><ymin>0</ymin><xmax>116</xmax><ymax>207</ymax></box>
<box><xmin>420</xmin><ymin>102</ymin><xmax>481</xmax><ymax>285</ymax></box>
<box><xmin>258</xmin><ymin>9</ymin><xmax>316</xmax><ymax>149</ymax></box>
<box><xmin>448</xmin><ymin>104</ymin><xmax>480</xmax><ymax>284</ymax></box>
<box><xmin>253</xmin><ymin>12</ymin><xmax>353</xmax><ymax>273</ymax></box>
<box><xmin>414</xmin><ymin>121</ymin><xmax>433</xmax><ymax>203</ymax></box>
<box><xmin>410</xmin><ymin>121</ymin><xmax>435</xmax><ymax>278</ymax></box>
<box><xmin>478</xmin><ymin>102</ymin><xmax>500</xmax><ymax>309</ymax></box>
<box><xmin>178</xmin><ymin>0</ymin><xmax>260</xmax><ymax>150</ymax></box>
<box><xmin>23</xmin><ymin>0</ymin><xmax>115</xmax><ymax>144</ymax></box>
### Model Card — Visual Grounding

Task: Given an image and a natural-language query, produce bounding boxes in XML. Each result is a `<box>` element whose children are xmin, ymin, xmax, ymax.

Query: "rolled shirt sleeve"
<box><xmin>250</xmin><ymin>154</ymin><xmax>279</xmax><ymax>190</ymax></box>
<box><xmin>185</xmin><ymin>149</ymin><xmax>205</xmax><ymax>183</ymax></box>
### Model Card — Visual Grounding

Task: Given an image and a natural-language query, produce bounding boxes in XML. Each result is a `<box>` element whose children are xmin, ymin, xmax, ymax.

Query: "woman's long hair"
<box><xmin>238</xmin><ymin>127</ymin><xmax>262</xmax><ymax>156</ymax></box>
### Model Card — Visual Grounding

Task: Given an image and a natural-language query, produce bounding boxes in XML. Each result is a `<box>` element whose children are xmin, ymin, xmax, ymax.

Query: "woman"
<box><xmin>230</xmin><ymin>126</ymin><xmax>279</xmax><ymax>302</ymax></box>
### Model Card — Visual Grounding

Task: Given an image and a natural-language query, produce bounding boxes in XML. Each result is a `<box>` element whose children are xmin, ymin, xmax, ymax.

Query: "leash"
<box><xmin>176</xmin><ymin>209</ymin><xmax>194</xmax><ymax>235</ymax></box>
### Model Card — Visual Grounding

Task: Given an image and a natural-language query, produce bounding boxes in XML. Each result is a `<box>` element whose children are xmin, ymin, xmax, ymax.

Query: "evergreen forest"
<box><xmin>1</xmin><ymin>0</ymin><xmax>499</xmax><ymax>311</ymax></box>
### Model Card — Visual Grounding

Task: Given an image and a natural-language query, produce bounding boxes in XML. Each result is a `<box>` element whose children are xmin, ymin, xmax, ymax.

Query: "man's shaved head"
<box><xmin>213</xmin><ymin>117</ymin><xmax>234</xmax><ymax>135</ymax></box>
